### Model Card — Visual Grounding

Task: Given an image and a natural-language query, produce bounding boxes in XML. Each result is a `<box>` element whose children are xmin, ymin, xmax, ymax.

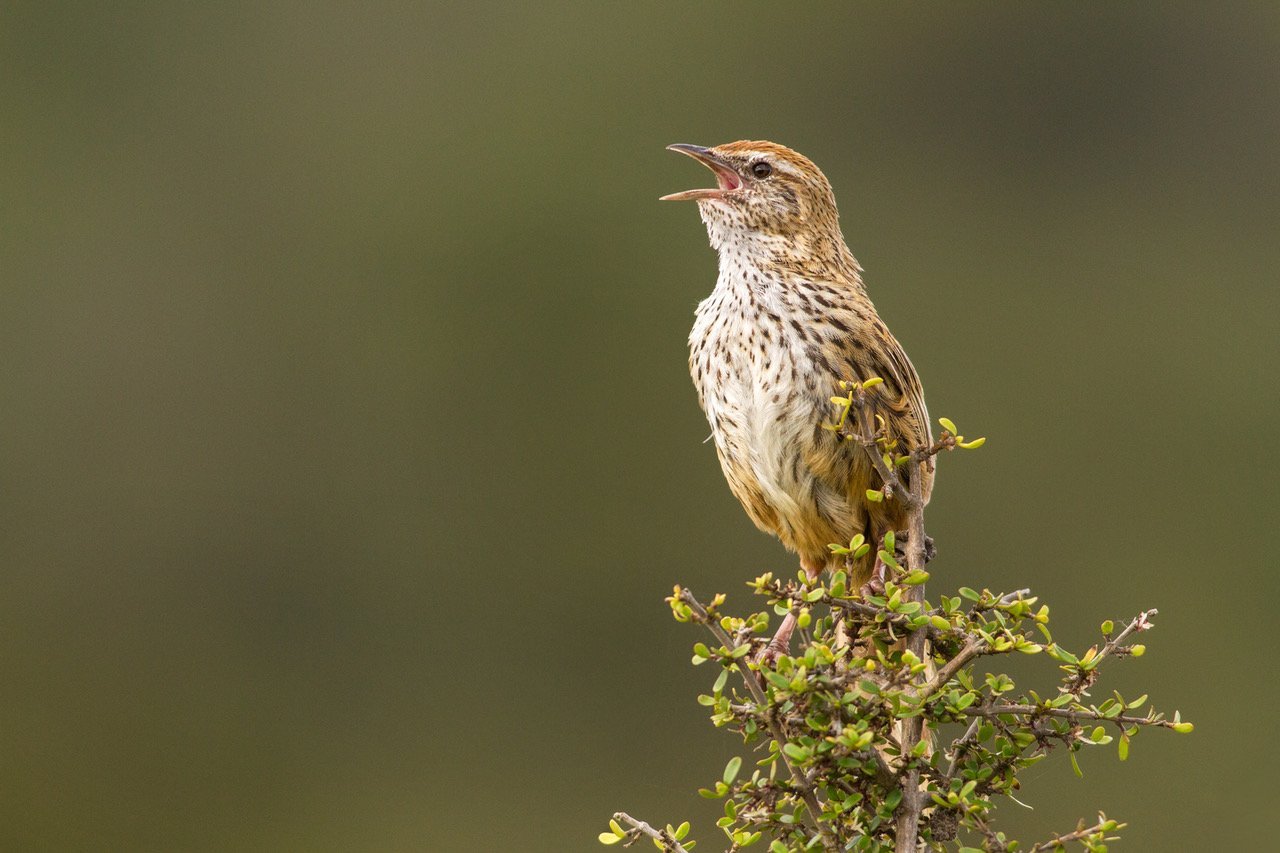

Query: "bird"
<box><xmin>662</xmin><ymin>140</ymin><xmax>934</xmax><ymax>657</ymax></box>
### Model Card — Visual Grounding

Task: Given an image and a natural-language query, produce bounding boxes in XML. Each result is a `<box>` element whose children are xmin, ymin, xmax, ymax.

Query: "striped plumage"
<box><xmin>665</xmin><ymin>141</ymin><xmax>932</xmax><ymax>587</ymax></box>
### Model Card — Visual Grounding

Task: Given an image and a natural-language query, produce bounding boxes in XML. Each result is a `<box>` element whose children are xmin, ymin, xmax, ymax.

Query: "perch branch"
<box><xmin>843</xmin><ymin>385</ymin><xmax>932</xmax><ymax>853</ymax></box>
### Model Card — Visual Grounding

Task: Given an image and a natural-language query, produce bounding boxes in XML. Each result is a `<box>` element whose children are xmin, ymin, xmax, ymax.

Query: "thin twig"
<box><xmin>959</xmin><ymin>703</ymin><xmax>1178</xmax><ymax>730</ymax></box>
<box><xmin>1026</xmin><ymin>814</ymin><xmax>1124</xmax><ymax>851</ymax></box>
<box><xmin>944</xmin><ymin>716</ymin><xmax>984</xmax><ymax>778</ymax></box>
<box><xmin>848</xmin><ymin>386</ymin><xmax>921</xmax><ymax>512</ymax></box>
<box><xmin>921</xmin><ymin>638</ymin><xmax>987</xmax><ymax>701</ymax></box>
<box><xmin>1100</xmin><ymin>610</ymin><xmax>1156</xmax><ymax>661</ymax></box>
<box><xmin>1060</xmin><ymin>609</ymin><xmax>1157</xmax><ymax>696</ymax></box>
<box><xmin>611</xmin><ymin>813</ymin><xmax>692</xmax><ymax>853</ymax></box>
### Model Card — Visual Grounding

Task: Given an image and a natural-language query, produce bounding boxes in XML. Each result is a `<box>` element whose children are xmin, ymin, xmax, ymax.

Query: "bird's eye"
<box><xmin>750</xmin><ymin>161</ymin><xmax>773</xmax><ymax>179</ymax></box>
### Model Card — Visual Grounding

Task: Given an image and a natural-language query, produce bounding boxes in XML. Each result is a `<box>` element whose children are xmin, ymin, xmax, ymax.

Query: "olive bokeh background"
<box><xmin>2</xmin><ymin>3</ymin><xmax>1276</xmax><ymax>850</ymax></box>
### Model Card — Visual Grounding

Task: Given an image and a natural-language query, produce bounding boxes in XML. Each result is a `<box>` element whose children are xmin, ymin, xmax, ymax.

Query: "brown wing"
<box><xmin>811</xmin><ymin>295</ymin><xmax>934</xmax><ymax>507</ymax></box>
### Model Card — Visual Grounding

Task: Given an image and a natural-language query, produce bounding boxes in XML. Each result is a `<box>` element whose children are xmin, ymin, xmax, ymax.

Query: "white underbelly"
<box><xmin>703</xmin><ymin>358</ymin><xmax>814</xmax><ymax>524</ymax></box>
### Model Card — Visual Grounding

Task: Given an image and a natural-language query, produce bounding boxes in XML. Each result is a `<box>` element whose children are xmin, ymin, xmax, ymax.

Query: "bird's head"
<box><xmin>661</xmin><ymin>140</ymin><xmax>843</xmax><ymax>252</ymax></box>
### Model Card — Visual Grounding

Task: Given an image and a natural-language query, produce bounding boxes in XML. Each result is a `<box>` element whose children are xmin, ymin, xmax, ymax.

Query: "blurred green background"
<box><xmin>2</xmin><ymin>2</ymin><xmax>1276</xmax><ymax>850</ymax></box>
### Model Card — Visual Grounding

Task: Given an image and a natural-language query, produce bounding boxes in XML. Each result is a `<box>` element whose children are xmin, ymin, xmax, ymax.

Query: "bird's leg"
<box><xmin>756</xmin><ymin>558</ymin><xmax>823</xmax><ymax>666</ymax></box>
<box><xmin>757</xmin><ymin>611</ymin><xmax>799</xmax><ymax>667</ymax></box>
<box><xmin>859</xmin><ymin>529</ymin><xmax>936</xmax><ymax>598</ymax></box>
<box><xmin>859</xmin><ymin>549</ymin><xmax>890</xmax><ymax>599</ymax></box>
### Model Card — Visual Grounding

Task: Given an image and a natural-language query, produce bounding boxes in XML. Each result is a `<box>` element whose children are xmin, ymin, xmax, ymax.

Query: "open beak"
<box><xmin>660</xmin><ymin>144</ymin><xmax>743</xmax><ymax>201</ymax></box>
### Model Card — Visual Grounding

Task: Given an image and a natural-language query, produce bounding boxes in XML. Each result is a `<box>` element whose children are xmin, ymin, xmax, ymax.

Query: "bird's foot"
<box><xmin>754</xmin><ymin>611</ymin><xmax>798</xmax><ymax>668</ymax></box>
<box><xmin>754</xmin><ymin>637</ymin><xmax>788</xmax><ymax>669</ymax></box>
<box><xmin>893</xmin><ymin>530</ymin><xmax>937</xmax><ymax>564</ymax></box>
<box><xmin>859</xmin><ymin>560</ymin><xmax>888</xmax><ymax>599</ymax></box>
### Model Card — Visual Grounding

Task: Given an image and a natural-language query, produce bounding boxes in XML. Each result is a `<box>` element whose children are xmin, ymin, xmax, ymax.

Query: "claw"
<box><xmin>893</xmin><ymin>530</ymin><xmax>937</xmax><ymax>563</ymax></box>
<box><xmin>859</xmin><ymin>556</ymin><xmax>888</xmax><ymax>599</ymax></box>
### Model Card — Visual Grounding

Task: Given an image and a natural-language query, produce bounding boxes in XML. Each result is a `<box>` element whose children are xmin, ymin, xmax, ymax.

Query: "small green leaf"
<box><xmin>765</xmin><ymin>671</ymin><xmax>790</xmax><ymax>690</ymax></box>
<box><xmin>1172</xmin><ymin>722</ymin><xmax>1194</xmax><ymax>733</ymax></box>
<box><xmin>598</xmin><ymin>832</ymin><xmax>622</xmax><ymax>845</ymax></box>
<box><xmin>782</xmin><ymin>742</ymin><xmax>810</xmax><ymax>761</ymax></box>
<box><xmin>723</xmin><ymin>756</ymin><xmax>742</xmax><ymax>785</ymax></box>
<box><xmin>1048</xmin><ymin>644</ymin><xmax>1079</xmax><ymax>665</ymax></box>
<box><xmin>939</xmin><ymin>417</ymin><xmax>958</xmax><ymax>434</ymax></box>
<box><xmin>865</xmin><ymin>488</ymin><xmax>883</xmax><ymax>503</ymax></box>
<box><xmin>1100</xmin><ymin>620</ymin><xmax>1114</xmax><ymax>635</ymax></box>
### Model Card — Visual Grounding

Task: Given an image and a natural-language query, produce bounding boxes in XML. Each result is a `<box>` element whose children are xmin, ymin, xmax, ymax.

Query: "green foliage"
<box><xmin>603</xmin><ymin>575</ymin><xmax>1187</xmax><ymax>852</ymax></box>
<box><xmin>604</xmin><ymin>402</ymin><xmax>1185</xmax><ymax>851</ymax></box>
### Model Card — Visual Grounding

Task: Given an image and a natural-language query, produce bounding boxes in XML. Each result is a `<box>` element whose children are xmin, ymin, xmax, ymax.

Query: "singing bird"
<box><xmin>663</xmin><ymin>141</ymin><xmax>934</xmax><ymax>654</ymax></box>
